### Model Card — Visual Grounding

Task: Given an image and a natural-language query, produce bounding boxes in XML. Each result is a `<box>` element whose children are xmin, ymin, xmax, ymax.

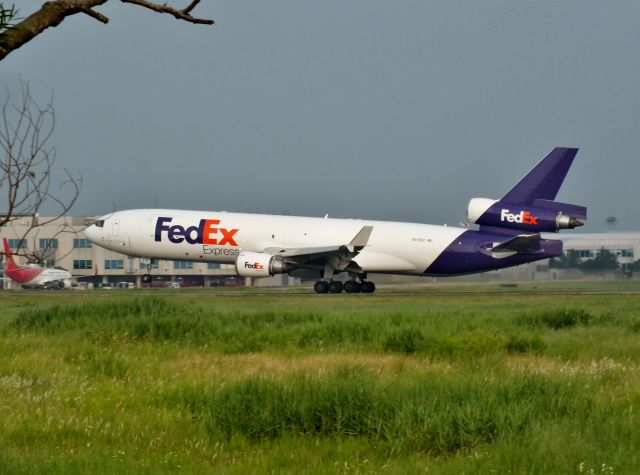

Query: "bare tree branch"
<box><xmin>0</xmin><ymin>78</ymin><xmax>82</xmax><ymax>263</ymax></box>
<box><xmin>121</xmin><ymin>0</ymin><xmax>214</xmax><ymax>25</ymax></box>
<box><xmin>81</xmin><ymin>7</ymin><xmax>109</xmax><ymax>24</ymax></box>
<box><xmin>5</xmin><ymin>219</ymin><xmax>82</xmax><ymax>265</ymax></box>
<box><xmin>183</xmin><ymin>0</ymin><xmax>200</xmax><ymax>15</ymax></box>
<box><xmin>0</xmin><ymin>0</ymin><xmax>213</xmax><ymax>61</ymax></box>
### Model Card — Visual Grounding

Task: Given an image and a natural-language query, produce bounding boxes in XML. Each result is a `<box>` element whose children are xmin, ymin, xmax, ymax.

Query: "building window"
<box><xmin>207</xmin><ymin>262</ymin><xmax>220</xmax><ymax>270</ymax></box>
<box><xmin>73</xmin><ymin>238</ymin><xmax>93</xmax><ymax>249</ymax></box>
<box><xmin>7</xmin><ymin>239</ymin><xmax>27</xmax><ymax>250</ymax></box>
<box><xmin>139</xmin><ymin>261</ymin><xmax>159</xmax><ymax>270</ymax></box>
<box><xmin>73</xmin><ymin>259</ymin><xmax>93</xmax><ymax>270</ymax></box>
<box><xmin>104</xmin><ymin>259</ymin><xmax>124</xmax><ymax>270</ymax></box>
<box><xmin>39</xmin><ymin>238</ymin><xmax>58</xmax><ymax>249</ymax></box>
<box><xmin>173</xmin><ymin>261</ymin><xmax>194</xmax><ymax>270</ymax></box>
<box><xmin>577</xmin><ymin>250</ymin><xmax>594</xmax><ymax>258</ymax></box>
<box><xmin>621</xmin><ymin>249</ymin><xmax>634</xmax><ymax>258</ymax></box>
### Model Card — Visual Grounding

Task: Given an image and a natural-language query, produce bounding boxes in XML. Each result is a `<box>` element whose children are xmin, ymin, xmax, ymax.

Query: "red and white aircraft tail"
<box><xmin>2</xmin><ymin>238</ymin><xmax>73</xmax><ymax>289</ymax></box>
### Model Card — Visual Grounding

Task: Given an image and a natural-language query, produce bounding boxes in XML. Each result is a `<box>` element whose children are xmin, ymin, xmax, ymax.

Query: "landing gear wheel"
<box><xmin>142</xmin><ymin>274</ymin><xmax>152</xmax><ymax>284</ymax></box>
<box><xmin>344</xmin><ymin>280</ymin><xmax>361</xmax><ymax>293</ymax></box>
<box><xmin>328</xmin><ymin>281</ymin><xmax>344</xmax><ymax>294</ymax></box>
<box><xmin>360</xmin><ymin>281</ymin><xmax>376</xmax><ymax>293</ymax></box>
<box><xmin>314</xmin><ymin>280</ymin><xmax>329</xmax><ymax>294</ymax></box>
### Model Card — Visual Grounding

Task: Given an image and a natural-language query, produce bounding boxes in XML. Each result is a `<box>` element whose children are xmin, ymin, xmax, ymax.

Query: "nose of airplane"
<box><xmin>84</xmin><ymin>217</ymin><xmax>107</xmax><ymax>243</ymax></box>
<box><xmin>84</xmin><ymin>224</ymin><xmax>99</xmax><ymax>243</ymax></box>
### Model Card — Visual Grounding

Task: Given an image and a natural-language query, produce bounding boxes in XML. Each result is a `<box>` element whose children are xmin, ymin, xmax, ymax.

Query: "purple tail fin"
<box><xmin>501</xmin><ymin>147</ymin><xmax>579</xmax><ymax>205</ymax></box>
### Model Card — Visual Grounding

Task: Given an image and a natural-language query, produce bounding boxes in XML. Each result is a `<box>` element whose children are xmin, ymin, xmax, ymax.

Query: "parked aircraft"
<box><xmin>85</xmin><ymin>148</ymin><xmax>586</xmax><ymax>293</ymax></box>
<box><xmin>1</xmin><ymin>238</ymin><xmax>74</xmax><ymax>289</ymax></box>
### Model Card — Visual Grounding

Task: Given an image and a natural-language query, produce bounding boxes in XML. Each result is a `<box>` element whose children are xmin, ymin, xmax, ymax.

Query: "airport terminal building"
<box><xmin>1</xmin><ymin>216</ymin><xmax>639</xmax><ymax>288</ymax></box>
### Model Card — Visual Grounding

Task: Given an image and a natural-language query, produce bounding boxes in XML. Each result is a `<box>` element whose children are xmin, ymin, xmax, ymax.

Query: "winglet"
<box><xmin>349</xmin><ymin>226</ymin><xmax>373</xmax><ymax>251</ymax></box>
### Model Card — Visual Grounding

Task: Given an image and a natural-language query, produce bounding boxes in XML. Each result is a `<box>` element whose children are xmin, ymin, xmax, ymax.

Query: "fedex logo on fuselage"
<box><xmin>500</xmin><ymin>209</ymin><xmax>539</xmax><ymax>225</ymax></box>
<box><xmin>155</xmin><ymin>217</ymin><xmax>239</xmax><ymax>246</ymax></box>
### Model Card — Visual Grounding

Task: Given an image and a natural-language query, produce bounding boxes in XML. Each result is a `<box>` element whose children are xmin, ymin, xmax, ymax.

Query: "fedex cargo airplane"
<box><xmin>85</xmin><ymin>148</ymin><xmax>586</xmax><ymax>293</ymax></box>
<box><xmin>2</xmin><ymin>238</ymin><xmax>74</xmax><ymax>289</ymax></box>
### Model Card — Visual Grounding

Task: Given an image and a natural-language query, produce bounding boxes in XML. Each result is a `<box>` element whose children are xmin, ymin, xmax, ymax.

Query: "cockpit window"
<box><xmin>94</xmin><ymin>220</ymin><xmax>105</xmax><ymax>228</ymax></box>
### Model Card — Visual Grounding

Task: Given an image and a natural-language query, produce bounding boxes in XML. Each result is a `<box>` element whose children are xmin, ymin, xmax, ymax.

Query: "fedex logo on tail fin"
<box><xmin>500</xmin><ymin>209</ymin><xmax>539</xmax><ymax>225</ymax></box>
<box><xmin>155</xmin><ymin>217</ymin><xmax>239</xmax><ymax>246</ymax></box>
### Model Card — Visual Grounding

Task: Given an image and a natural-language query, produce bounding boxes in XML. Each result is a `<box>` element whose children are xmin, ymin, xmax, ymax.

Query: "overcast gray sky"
<box><xmin>2</xmin><ymin>1</ymin><xmax>639</xmax><ymax>231</ymax></box>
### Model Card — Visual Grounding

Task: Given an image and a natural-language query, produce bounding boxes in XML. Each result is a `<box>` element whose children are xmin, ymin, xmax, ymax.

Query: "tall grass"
<box><xmin>2</xmin><ymin>291</ymin><xmax>640</xmax><ymax>473</ymax></box>
<box><xmin>11</xmin><ymin>296</ymin><xmax>640</xmax><ymax>359</ymax></box>
<box><xmin>169</xmin><ymin>370</ymin><xmax>587</xmax><ymax>456</ymax></box>
<box><xmin>6</xmin><ymin>297</ymin><xmax>591</xmax><ymax>357</ymax></box>
<box><xmin>518</xmin><ymin>308</ymin><xmax>592</xmax><ymax>329</ymax></box>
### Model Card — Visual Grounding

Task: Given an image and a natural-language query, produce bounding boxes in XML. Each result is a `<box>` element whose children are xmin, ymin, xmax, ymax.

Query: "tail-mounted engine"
<box><xmin>468</xmin><ymin>197</ymin><xmax>586</xmax><ymax>233</ymax></box>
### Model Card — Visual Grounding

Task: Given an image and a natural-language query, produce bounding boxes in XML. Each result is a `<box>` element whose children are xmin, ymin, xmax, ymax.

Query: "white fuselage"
<box><xmin>28</xmin><ymin>268</ymin><xmax>73</xmax><ymax>288</ymax></box>
<box><xmin>6</xmin><ymin>265</ymin><xmax>73</xmax><ymax>289</ymax></box>
<box><xmin>83</xmin><ymin>149</ymin><xmax>582</xmax><ymax>284</ymax></box>
<box><xmin>86</xmin><ymin>209</ymin><xmax>468</xmax><ymax>276</ymax></box>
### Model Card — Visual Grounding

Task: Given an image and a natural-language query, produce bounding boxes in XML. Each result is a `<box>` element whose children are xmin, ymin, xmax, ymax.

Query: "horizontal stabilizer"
<box><xmin>491</xmin><ymin>233</ymin><xmax>542</xmax><ymax>255</ymax></box>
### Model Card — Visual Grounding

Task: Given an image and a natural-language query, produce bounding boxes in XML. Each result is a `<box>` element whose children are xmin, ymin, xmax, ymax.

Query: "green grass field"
<box><xmin>1</xmin><ymin>283</ymin><xmax>640</xmax><ymax>474</ymax></box>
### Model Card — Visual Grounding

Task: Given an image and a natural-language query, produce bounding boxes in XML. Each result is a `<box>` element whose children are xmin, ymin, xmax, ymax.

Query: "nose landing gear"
<box><xmin>141</xmin><ymin>259</ymin><xmax>156</xmax><ymax>284</ymax></box>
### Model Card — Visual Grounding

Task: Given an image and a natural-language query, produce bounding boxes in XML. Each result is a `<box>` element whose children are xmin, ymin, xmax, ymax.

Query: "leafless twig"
<box><xmin>0</xmin><ymin>78</ymin><xmax>82</xmax><ymax>263</ymax></box>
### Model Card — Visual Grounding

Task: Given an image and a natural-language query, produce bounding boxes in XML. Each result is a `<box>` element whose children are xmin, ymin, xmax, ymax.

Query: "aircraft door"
<box><xmin>104</xmin><ymin>216</ymin><xmax>120</xmax><ymax>242</ymax></box>
<box><xmin>105</xmin><ymin>216</ymin><xmax>131</xmax><ymax>252</ymax></box>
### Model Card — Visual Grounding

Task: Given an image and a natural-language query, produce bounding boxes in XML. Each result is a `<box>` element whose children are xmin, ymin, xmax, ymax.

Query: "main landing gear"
<box><xmin>314</xmin><ymin>275</ymin><xmax>376</xmax><ymax>294</ymax></box>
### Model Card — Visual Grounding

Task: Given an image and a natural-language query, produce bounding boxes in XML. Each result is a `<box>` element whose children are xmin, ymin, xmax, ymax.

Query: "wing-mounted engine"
<box><xmin>235</xmin><ymin>252</ymin><xmax>296</xmax><ymax>277</ymax></box>
<box><xmin>467</xmin><ymin>197</ymin><xmax>586</xmax><ymax>233</ymax></box>
<box><xmin>235</xmin><ymin>225</ymin><xmax>374</xmax><ymax>279</ymax></box>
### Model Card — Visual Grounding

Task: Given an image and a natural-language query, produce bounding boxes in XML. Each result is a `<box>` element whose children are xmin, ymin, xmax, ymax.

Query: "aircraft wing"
<box><xmin>263</xmin><ymin>245</ymin><xmax>346</xmax><ymax>258</ymax></box>
<box><xmin>261</xmin><ymin>225</ymin><xmax>374</xmax><ymax>272</ymax></box>
<box><xmin>491</xmin><ymin>233</ymin><xmax>542</xmax><ymax>256</ymax></box>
